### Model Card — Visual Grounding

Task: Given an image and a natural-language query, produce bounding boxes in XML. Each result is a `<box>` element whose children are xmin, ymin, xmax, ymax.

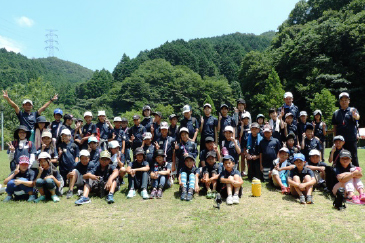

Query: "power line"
<box><xmin>45</xmin><ymin>29</ymin><xmax>59</xmax><ymax>57</ymax></box>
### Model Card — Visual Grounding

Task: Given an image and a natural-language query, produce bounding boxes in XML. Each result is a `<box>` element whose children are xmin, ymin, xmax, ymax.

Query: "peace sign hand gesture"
<box><xmin>7</xmin><ymin>142</ymin><xmax>15</xmax><ymax>152</ymax></box>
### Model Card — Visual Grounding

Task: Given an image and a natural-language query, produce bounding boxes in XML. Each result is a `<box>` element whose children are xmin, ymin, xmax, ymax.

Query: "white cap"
<box><xmin>333</xmin><ymin>135</ymin><xmax>345</xmax><ymax>142</ymax></box>
<box><xmin>182</xmin><ymin>105</ymin><xmax>191</xmax><ymax>113</ymax></box>
<box><xmin>98</xmin><ymin>111</ymin><xmax>106</xmax><ymax>116</ymax></box>
<box><xmin>224</xmin><ymin>126</ymin><xmax>234</xmax><ymax>133</ymax></box>
<box><xmin>88</xmin><ymin>137</ymin><xmax>98</xmax><ymax>143</ymax></box>
<box><xmin>160</xmin><ymin>122</ymin><xmax>169</xmax><ymax>130</ymax></box>
<box><xmin>299</xmin><ymin>111</ymin><xmax>307</xmax><ymax>117</ymax></box>
<box><xmin>284</xmin><ymin>92</ymin><xmax>293</xmax><ymax>99</ymax></box>
<box><xmin>313</xmin><ymin>110</ymin><xmax>322</xmax><ymax>116</ymax></box>
<box><xmin>84</xmin><ymin>111</ymin><xmax>93</xmax><ymax>117</ymax></box>
<box><xmin>279</xmin><ymin>147</ymin><xmax>290</xmax><ymax>153</ymax></box>
<box><xmin>41</xmin><ymin>131</ymin><xmax>52</xmax><ymax>138</ymax></box>
<box><xmin>339</xmin><ymin>92</ymin><xmax>349</xmax><ymax>99</ymax></box>
<box><xmin>80</xmin><ymin>150</ymin><xmax>90</xmax><ymax>157</ymax></box>
<box><xmin>108</xmin><ymin>140</ymin><xmax>120</xmax><ymax>149</ymax></box>
<box><xmin>114</xmin><ymin>117</ymin><xmax>122</xmax><ymax>122</ymax></box>
<box><xmin>241</xmin><ymin>112</ymin><xmax>250</xmax><ymax>119</ymax></box>
<box><xmin>61</xmin><ymin>129</ymin><xmax>71</xmax><ymax>136</ymax></box>
<box><xmin>22</xmin><ymin>99</ymin><xmax>33</xmax><ymax>106</ymax></box>
<box><xmin>309</xmin><ymin>149</ymin><xmax>321</xmax><ymax>157</ymax></box>
<box><xmin>180</xmin><ymin>127</ymin><xmax>189</xmax><ymax>134</ymax></box>
<box><xmin>38</xmin><ymin>152</ymin><xmax>51</xmax><ymax>160</ymax></box>
<box><xmin>143</xmin><ymin>132</ymin><xmax>152</xmax><ymax>140</ymax></box>
<box><xmin>203</xmin><ymin>103</ymin><xmax>211</xmax><ymax>108</ymax></box>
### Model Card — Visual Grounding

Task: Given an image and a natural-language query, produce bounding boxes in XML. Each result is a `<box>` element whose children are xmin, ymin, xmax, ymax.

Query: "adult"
<box><xmin>281</xmin><ymin>92</ymin><xmax>299</xmax><ymax>125</ymax></box>
<box><xmin>332</xmin><ymin>92</ymin><xmax>360</xmax><ymax>166</ymax></box>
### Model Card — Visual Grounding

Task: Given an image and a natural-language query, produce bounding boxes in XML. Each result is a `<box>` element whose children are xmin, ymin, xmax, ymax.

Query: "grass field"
<box><xmin>1</xmin><ymin>149</ymin><xmax>365</xmax><ymax>243</ymax></box>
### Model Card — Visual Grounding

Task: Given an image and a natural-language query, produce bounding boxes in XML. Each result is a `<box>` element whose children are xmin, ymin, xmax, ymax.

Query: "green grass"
<box><xmin>1</xmin><ymin>149</ymin><xmax>365</xmax><ymax>242</ymax></box>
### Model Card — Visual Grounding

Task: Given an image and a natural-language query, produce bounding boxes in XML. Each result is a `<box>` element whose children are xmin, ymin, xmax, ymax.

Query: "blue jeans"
<box><xmin>6</xmin><ymin>178</ymin><xmax>34</xmax><ymax>196</ymax></box>
<box><xmin>36</xmin><ymin>178</ymin><xmax>56</xmax><ymax>191</ymax></box>
<box><xmin>152</xmin><ymin>175</ymin><xmax>171</xmax><ymax>189</ymax></box>
<box><xmin>128</xmin><ymin>171</ymin><xmax>148</xmax><ymax>190</ymax></box>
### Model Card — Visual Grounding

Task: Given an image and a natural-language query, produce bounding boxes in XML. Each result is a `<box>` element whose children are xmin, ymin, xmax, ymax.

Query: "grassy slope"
<box><xmin>0</xmin><ymin>149</ymin><xmax>365</xmax><ymax>243</ymax></box>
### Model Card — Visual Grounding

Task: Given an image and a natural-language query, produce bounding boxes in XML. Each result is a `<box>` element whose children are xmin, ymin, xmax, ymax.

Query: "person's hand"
<box><xmin>14</xmin><ymin>164</ymin><xmax>20</xmax><ymax>175</ymax></box>
<box><xmin>231</xmin><ymin>136</ymin><xmax>236</xmax><ymax>142</ymax></box>
<box><xmin>121</xmin><ymin>149</ymin><xmax>125</xmax><ymax>154</ymax></box>
<box><xmin>174</xmin><ymin>142</ymin><xmax>179</xmax><ymax>150</ymax></box>
<box><xmin>38</xmin><ymin>166</ymin><xmax>44</xmax><ymax>174</ymax></box>
<box><xmin>14</xmin><ymin>179</ymin><xmax>23</xmax><ymax>186</ymax></box>
<box><xmin>58</xmin><ymin>147</ymin><xmax>63</xmax><ymax>156</ymax></box>
<box><xmin>2</xmin><ymin>90</ymin><xmax>9</xmax><ymax>100</ymax></box>
<box><xmin>282</xmin><ymin>142</ymin><xmax>287</xmax><ymax>148</ymax></box>
<box><xmin>302</xmin><ymin>133</ymin><xmax>306</xmax><ymax>140</ymax></box>
<box><xmin>51</xmin><ymin>94</ymin><xmax>58</xmax><ymax>101</ymax></box>
<box><xmin>75</xmin><ymin>122</ymin><xmax>81</xmax><ymax>130</ymax></box>
<box><xmin>213</xmin><ymin>144</ymin><xmax>218</xmax><ymax>152</ymax></box>
<box><xmin>41</xmin><ymin>143</ymin><xmax>47</xmax><ymax>151</ymax></box>
<box><xmin>331</xmin><ymin>145</ymin><xmax>336</xmax><ymax>152</ymax></box>
<box><xmin>319</xmin><ymin>166</ymin><xmax>325</xmax><ymax>173</ymax></box>
<box><xmin>179</xmin><ymin>181</ymin><xmax>184</xmax><ymax>187</ymax></box>
<box><xmin>7</xmin><ymin>142</ymin><xmax>15</xmax><ymax>152</ymax></box>
<box><xmin>219</xmin><ymin>113</ymin><xmax>222</xmax><ymax>121</ymax></box>
<box><xmin>131</xmin><ymin>169</ymin><xmax>136</xmax><ymax>177</ymax></box>
<box><xmin>274</xmin><ymin>164</ymin><xmax>279</xmax><ymax>171</ymax></box>
<box><xmin>104</xmin><ymin>180</ymin><xmax>112</xmax><ymax>190</ymax></box>
<box><xmin>183</xmin><ymin>153</ymin><xmax>189</xmax><ymax>158</ymax></box>
<box><xmin>112</xmin><ymin>133</ymin><xmax>116</xmax><ymax>140</ymax></box>
<box><xmin>195</xmin><ymin>185</ymin><xmax>200</xmax><ymax>193</ymax></box>
<box><xmin>298</xmin><ymin>183</ymin><xmax>306</xmax><ymax>191</ymax></box>
<box><xmin>131</xmin><ymin>135</ymin><xmax>135</xmax><ymax>142</ymax></box>
<box><xmin>201</xmin><ymin>117</ymin><xmax>204</xmax><ymax>125</ymax></box>
<box><xmin>95</xmin><ymin>176</ymin><xmax>100</xmax><ymax>181</ymax></box>
<box><xmin>322</xmin><ymin>122</ymin><xmax>326</xmax><ymax>128</ymax></box>
<box><xmin>154</xmin><ymin>141</ymin><xmax>160</xmax><ymax>150</ymax></box>
<box><xmin>44</xmin><ymin>175</ymin><xmax>53</xmax><ymax>180</ymax></box>
<box><xmin>352</xmin><ymin>109</ymin><xmax>358</xmax><ymax>119</ymax></box>
<box><xmin>283</xmin><ymin>122</ymin><xmax>287</xmax><ymax>128</ymax></box>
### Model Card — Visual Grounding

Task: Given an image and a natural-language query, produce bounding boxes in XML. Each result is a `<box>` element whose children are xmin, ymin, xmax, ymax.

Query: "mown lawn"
<box><xmin>0</xmin><ymin>149</ymin><xmax>365</xmax><ymax>243</ymax></box>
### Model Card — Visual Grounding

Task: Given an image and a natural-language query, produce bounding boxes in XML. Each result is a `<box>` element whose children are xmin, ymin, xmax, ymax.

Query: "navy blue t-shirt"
<box><xmin>179</xmin><ymin>164</ymin><xmax>198</xmax><ymax>175</ymax></box>
<box><xmin>332</xmin><ymin>107</ymin><xmax>358</xmax><ymax>142</ymax></box>
<box><xmin>128</xmin><ymin>125</ymin><xmax>146</xmax><ymax>150</ymax></box>
<box><xmin>51</xmin><ymin>121</ymin><xmax>63</xmax><ymax>138</ymax></box>
<box><xmin>175</xmin><ymin>141</ymin><xmax>198</xmax><ymax>169</ymax></box>
<box><xmin>302</xmin><ymin>138</ymin><xmax>322</xmax><ymax>162</ymax></box>
<box><xmin>8</xmin><ymin>169</ymin><xmax>35</xmax><ymax>181</ymax></box>
<box><xmin>58</xmin><ymin>142</ymin><xmax>79</xmax><ymax>175</ymax></box>
<box><xmin>90</xmin><ymin>149</ymin><xmax>100</xmax><ymax>164</ymax></box>
<box><xmin>155</xmin><ymin>136</ymin><xmax>175</xmax><ymax>162</ymax></box>
<box><xmin>297</xmin><ymin>121</ymin><xmax>306</xmax><ymax>142</ymax></box>
<box><xmin>141</xmin><ymin>117</ymin><xmax>153</xmax><ymax>132</ymax></box>
<box><xmin>128</xmin><ymin>160</ymin><xmax>149</xmax><ymax>169</ymax></box>
<box><xmin>219</xmin><ymin>116</ymin><xmax>236</xmax><ymax>142</ymax></box>
<box><xmin>259</xmin><ymin>137</ymin><xmax>281</xmax><ymax>167</ymax></box>
<box><xmin>90</xmin><ymin>163</ymin><xmax>117</xmax><ymax>181</ymax></box>
<box><xmin>110</xmin><ymin>128</ymin><xmax>126</xmax><ymax>148</ymax></box>
<box><xmin>152</xmin><ymin>122</ymin><xmax>161</xmax><ymax>142</ymax></box>
<box><xmin>289</xmin><ymin>167</ymin><xmax>314</xmax><ymax>181</ymax></box>
<box><xmin>40</xmin><ymin>167</ymin><xmax>62</xmax><ymax>182</ymax></box>
<box><xmin>168</xmin><ymin>125</ymin><xmax>179</xmax><ymax>141</ymax></box>
<box><xmin>201</xmin><ymin>115</ymin><xmax>218</xmax><ymax>139</ymax></box>
<box><xmin>16</xmin><ymin>111</ymin><xmax>39</xmax><ymax>131</ymax></box>
<box><xmin>180</xmin><ymin>117</ymin><xmax>199</xmax><ymax>140</ymax></box>
<box><xmin>75</xmin><ymin>161</ymin><xmax>95</xmax><ymax>175</ymax></box>
<box><xmin>220</xmin><ymin>168</ymin><xmax>240</xmax><ymax>179</ymax></box>
<box><xmin>143</xmin><ymin>144</ymin><xmax>155</xmax><ymax>167</ymax></box>
<box><xmin>243</xmin><ymin>133</ymin><xmax>261</xmax><ymax>156</ymax></box>
<box><xmin>96</xmin><ymin>122</ymin><xmax>111</xmax><ymax>140</ymax></box>
<box><xmin>222</xmin><ymin>140</ymin><xmax>240</xmax><ymax>164</ymax></box>
<box><xmin>282</xmin><ymin>104</ymin><xmax>299</xmax><ymax>125</ymax></box>
<box><xmin>333</xmin><ymin>163</ymin><xmax>356</xmax><ymax>176</ymax></box>
<box><xmin>81</xmin><ymin>123</ymin><xmax>97</xmax><ymax>149</ymax></box>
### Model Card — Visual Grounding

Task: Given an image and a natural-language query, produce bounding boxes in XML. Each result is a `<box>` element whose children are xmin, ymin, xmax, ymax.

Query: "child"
<box><xmin>297</xmin><ymin>111</ymin><xmax>307</xmax><ymax>142</ymax></box>
<box><xmin>259</xmin><ymin>125</ymin><xmax>281</xmax><ymax>181</ymax></box>
<box><xmin>3</xmin><ymin>156</ymin><xmax>36</xmax><ymax>202</ymax></box>
<box><xmin>313</xmin><ymin>110</ymin><xmax>326</xmax><ymax>161</ymax></box>
<box><xmin>80</xmin><ymin>111</ymin><xmax>97</xmax><ymax>150</ymax></box>
<box><xmin>66</xmin><ymin>149</ymin><xmax>95</xmax><ymax>199</ymax></box>
<box><xmin>96</xmin><ymin>110</ymin><xmax>113</xmax><ymax>150</ymax></box>
<box><xmin>168</xmin><ymin>114</ymin><xmax>179</xmax><ymax>141</ymax></box>
<box><xmin>199</xmin><ymin>137</ymin><xmax>220</xmax><ymax>167</ymax></box>
<box><xmin>269</xmin><ymin>148</ymin><xmax>294</xmax><ymax>194</ymax></box>
<box><xmin>155</xmin><ymin>122</ymin><xmax>176</xmax><ymax>164</ymax></box>
<box><xmin>88</xmin><ymin>137</ymin><xmax>100</xmax><ymax>164</ymax></box>
<box><xmin>173</xmin><ymin>128</ymin><xmax>198</xmax><ymax>174</ymax></box>
<box><xmin>244</xmin><ymin>122</ymin><xmax>263</xmax><ymax>180</ymax></box>
<box><xmin>51</xmin><ymin>108</ymin><xmax>63</xmax><ymax>146</ymax></box>
<box><xmin>151</xmin><ymin>111</ymin><xmax>162</xmax><ymax>142</ymax></box>
<box><xmin>37</xmin><ymin>131</ymin><xmax>58</xmax><ymax>166</ymax></box>
<box><xmin>219</xmin><ymin>155</ymin><xmax>243</xmax><ymax>205</ymax></box>
<box><xmin>201</xmin><ymin>151</ymin><xmax>221</xmax><ymax>199</ymax></box>
<box><xmin>126</xmin><ymin>147</ymin><xmax>150</xmax><ymax>199</ymax></box>
<box><xmin>222</xmin><ymin>126</ymin><xmax>241</xmax><ymax>169</ymax></box>
<box><xmin>2</xmin><ymin>91</ymin><xmax>57</xmax><ymax>133</ymax></box>
<box><xmin>74</xmin><ymin>118</ymin><xmax>84</xmax><ymax>149</ymax></box>
<box><xmin>288</xmin><ymin>153</ymin><xmax>316</xmax><ymax>204</ymax></box>
<box><xmin>108</xmin><ymin>140</ymin><xmax>126</xmax><ymax>183</ymax></box>
<box><xmin>239</xmin><ymin>113</ymin><xmax>251</xmax><ymax>176</ymax></box>
<box><xmin>8</xmin><ymin>125</ymin><xmax>37</xmax><ymax>171</ymax></box>
<box><xmin>142</xmin><ymin>132</ymin><xmax>155</xmax><ymax>167</ymax></box>
<box><xmin>34</xmin><ymin>116</ymin><xmax>50</xmax><ymax>150</ymax></box>
<box><xmin>180</xmin><ymin>105</ymin><xmax>199</xmax><ymax>143</ymax></box>
<box><xmin>179</xmin><ymin>154</ymin><xmax>199</xmax><ymax>201</ymax></box>
<box><xmin>268</xmin><ymin>108</ymin><xmax>282</xmax><ymax>144</ymax></box>
<box><xmin>285</xmin><ymin>133</ymin><xmax>300</xmax><ymax>164</ymax></box>
<box><xmin>34</xmin><ymin>152</ymin><xmax>63</xmax><ymax>203</ymax></box>
<box><xmin>256</xmin><ymin>114</ymin><xmax>265</xmax><ymax>133</ymax></box>
<box><xmin>283</xmin><ymin>113</ymin><xmax>298</xmax><ymax>146</ymax></box>
<box><xmin>109</xmin><ymin>117</ymin><xmax>126</xmax><ymax>155</ymax></box>
<box><xmin>75</xmin><ymin>151</ymin><xmax>119</xmax><ymax>205</ymax></box>
<box><xmin>199</xmin><ymin>103</ymin><xmax>218</xmax><ymax>151</ymax></box>
<box><xmin>218</xmin><ymin>104</ymin><xmax>236</xmax><ymax>147</ymax></box>
<box><xmin>141</xmin><ymin>105</ymin><xmax>153</xmax><ymax>132</ymax></box>
<box><xmin>329</xmin><ymin>135</ymin><xmax>345</xmax><ymax>166</ymax></box>
<box><xmin>306</xmin><ymin>149</ymin><xmax>327</xmax><ymax>190</ymax></box>
<box><xmin>332</xmin><ymin>150</ymin><xmax>365</xmax><ymax>204</ymax></box>
<box><xmin>58</xmin><ymin>129</ymin><xmax>79</xmax><ymax>183</ymax></box>
<box><xmin>128</xmin><ymin>115</ymin><xmax>147</xmax><ymax>157</ymax></box>
<box><xmin>150</xmin><ymin>149</ymin><xmax>172</xmax><ymax>199</ymax></box>
<box><xmin>301</xmin><ymin>123</ymin><xmax>322</xmax><ymax>162</ymax></box>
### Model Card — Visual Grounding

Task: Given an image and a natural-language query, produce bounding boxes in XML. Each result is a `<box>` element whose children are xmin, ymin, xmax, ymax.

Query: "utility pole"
<box><xmin>45</xmin><ymin>29</ymin><xmax>59</xmax><ymax>57</ymax></box>
<box><xmin>1</xmin><ymin>103</ymin><xmax>3</xmax><ymax>151</ymax></box>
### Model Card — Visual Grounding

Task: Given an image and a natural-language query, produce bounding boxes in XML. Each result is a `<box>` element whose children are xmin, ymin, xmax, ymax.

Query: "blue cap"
<box><xmin>54</xmin><ymin>108</ymin><xmax>63</xmax><ymax>116</ymax></box>
<box><xmin>222</xmin><ymin>155</ymin><xmax>234</xmax><ymax>162</ymax></box>
<box><xmin>293</xmin><ymin>153</ymin><xmax>305</xmax><ymax>162</ymax></box>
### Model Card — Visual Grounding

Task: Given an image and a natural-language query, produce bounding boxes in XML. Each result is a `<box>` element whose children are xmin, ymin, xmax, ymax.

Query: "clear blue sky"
<box><xmin>0</xmin><ymin>0</ymin><xmax>298</xmax><ymax>72</ymax></box>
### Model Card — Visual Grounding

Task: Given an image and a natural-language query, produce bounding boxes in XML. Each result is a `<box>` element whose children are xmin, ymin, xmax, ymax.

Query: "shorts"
<box><xmin>86</xmin><ymin>178</ymin><xmax>120</xmax><ymax>197</ymax></box>
<box><xmin>73</xmin><ymin>169</ymin><xmax>85</xmax><ymax>187</ymax></box>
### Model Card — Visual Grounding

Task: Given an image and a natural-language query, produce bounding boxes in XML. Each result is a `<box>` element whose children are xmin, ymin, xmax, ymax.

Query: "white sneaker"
<box><xmin>232</xmin><ymin>194</ymin><xmax>240</xmax><ymax>204</ymax></box>
<box><xmin>226</xmin><ymin>195</ymin><xmax>233</xmax><ymax>205</ymax></box>
<box><xmin>127</xmin><ymin>189</ymin><xmax>136</xmax><ymax>198</ymax></box>
<box><xmin>0</xmin><ymin>186</ymin><xmax>6</xmax><ymax>194</ymax></box>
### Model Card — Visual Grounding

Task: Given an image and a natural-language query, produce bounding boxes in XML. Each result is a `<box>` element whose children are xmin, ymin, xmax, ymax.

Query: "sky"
<box><xmin>0</xmin><ymin>0</ymin><xmax>298</xmax><ymax>72</ymax></box>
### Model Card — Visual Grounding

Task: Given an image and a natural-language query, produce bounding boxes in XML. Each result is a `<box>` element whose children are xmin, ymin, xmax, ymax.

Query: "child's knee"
<box><xmin>303</xmin><ymin>175</ymin><xmax>312</xmax><ymax>182</ymax></box>
<box><xmin>7</xmin><ymin>179</ymin><xmax>16</xmax><ymax>187</ymax></box>
<box><xmin>36</xmin><ymin>178</ymin><xmax>44</xmax><ymax>188</ymax></box>
<box><xmin>45</xmin><ymin>178</ymin><xmax>56</xmax><ymax>189</ymax></box>
<box><xmin>293</xmin><ymin>175</ymin><xmax>300</xmax><ymax>182</ymax></box>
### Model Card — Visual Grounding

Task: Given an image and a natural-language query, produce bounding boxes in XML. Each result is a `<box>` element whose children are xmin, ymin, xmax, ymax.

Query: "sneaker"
<box><xmin>226</xmin><ymin>195</ymin><xmax>233</xmax><ymax>205</ymax></box>
<box><xmin>150</xmin><ymin>188</ymin><xmax>157</xmax><ymax>199</ymax></box>
<box><xmin>211</xmin><ymin>191</ymin><xmax>217</xmax><ymax>199</ymax></box>
<box><xmin>34</xmin><ymin>195</ymin><xmax>46</xmax><ymax>203</ymax></box>
<box><xmin>241</xmin><ymin>171</ymin><xmax>247</xmax><ymax>177</ymax></box>
<box><xmin>141</xmin><ymin>189</ymin><xmax>149</xmax><ymax>200</ymax></box>
<box><xmin>127</xmin><ymin>189</ymin><xmax>136</xmax><ymax>199</ymax></box>
<box><xmin>186</xmin><ymin>189</ymin><xmax>194</xmax><ymax>201</ymax></box>
<box><xmin>0</xmin><ymin>186</ymin><xmax>6</xmax><ymax>195</ymax></box>
<box><xmin>360</xmin><ymin>193</ymin><xmax>365</xmax><ymax>202</ymax></box>
<box><xmin>27</xmin><ymin>195</ymin><xmax>36</xmax><ymax>202</ymax></box>
<box><xmin>281</xmin><ymin>186</ymin><xmax>287</xmax><ymax>194</ymax></box>
<box><xmin>106</xmin><ymin>194</ymin><xmax>115</xmax><ymax>204</ymax></box>
<box><xmin>180</xmin><ymin>188</ymin><xmax>187</xmax><ymax>201</ymax></box>
<box><xmin>306</xmin><ymin>195</ymin><xmax>313</xmax><ymax>204</ymax></box>
<box><xmin>347</xmin><ymin>195</ymin><xmax>361</xmax><ymax>204</ymax></box>
<box><xmin>3</xmin><ymin>195</ymin><xmax>12</xmax><ymax>202</ymax></box>
<box><xmin>232</xmin><ymin>194</ymin><xmax>240</xmax><ymax>204</ymax></box>
<box><xmin>77</xmin><ymin>190</ymin><xmax>83</xmax><ymax>197</ymax></box>
<box><xmin>157</xmin><ymin>188</ymin><xmax>163</xmax><ymax>199</ymax></box>
<box><xmin>51</xmin><ymin>195</ymin><xmax>60</xmax><ymax>203</ymax></box>
<box><xmin>299</xmin><ymin>195</ymin><xmax>306</xmax><ymax>204</ymax></box>
<box><xmin>206</xmin><ymin>190</ymin><xmax>213</xmax><ymax>199</ymax></box>
<box><xmin>66</xmin><ymin>190</ymin><xmax>73</xmax><ymax>199</ymax></box>
<box><xmin>75</xmin><ymin>196</ymin><xmax>91</xmax><ymax>205</ymax></box>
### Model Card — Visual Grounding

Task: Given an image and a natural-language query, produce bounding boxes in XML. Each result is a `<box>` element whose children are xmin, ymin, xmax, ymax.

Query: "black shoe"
<box><xmin>180</xmin><ymin>188</ymin><xmax>187</xmax><ymax>201</ymax></box>
<box><xmin>186</xmin><ymin>189</ymin><xmax>194</xmax><ymax>201</ymax></box>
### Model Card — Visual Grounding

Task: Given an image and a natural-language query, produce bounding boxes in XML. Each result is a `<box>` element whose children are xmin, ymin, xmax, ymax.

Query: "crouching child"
<box><xmin>288</xmin><ymin>153</ymin><xmax>316</xmax><ymax>204</ymax></box>
<box><xmin>200</xmin><ymin>151</ymin><xmax>221</xmax><ymax>199</ymax></box>
<box><xmin>75</xmin><ymin>151</ymin><xmax>119</xmax><ymax>205</ymax></box>
<box><xmin>178</xmin><ymin>154</ymin><xmax>199</xmax><ymax>201</ymax></box>
<box><xmin>150</xmin><ymin>149</ymin><xmax>172</xmax><ymax>199</ymax></box>
<box><xmin>219</xmin><ymin>155</ymin><xmax>243</xmax><ymax>205</ymax></box>
<box><xmin>269</xmin><ymin>147</ymin><xmax>294</xmax><ymax>194</ymax></box>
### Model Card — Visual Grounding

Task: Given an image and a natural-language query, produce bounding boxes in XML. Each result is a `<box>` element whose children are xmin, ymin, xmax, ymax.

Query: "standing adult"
<box><xmin>332</xmin><ymin>92</ymin><xmax>360</xmax><ymax>166</ymax></box>
<box><xmin>281</xmin><ymin>92</ymin><xmax>299</xmax><ymax>125</ymax></box>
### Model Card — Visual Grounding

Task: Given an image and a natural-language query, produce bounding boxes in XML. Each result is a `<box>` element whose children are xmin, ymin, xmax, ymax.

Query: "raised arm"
<box><xmin>3</xmin><ymin>90</ymin><xmax>20</xmax><ymax>114</ymax></box>
<box><xmin>38</xmin><ymin>94</ymin><xmax>58</xmax><ymax>114</ymax></box>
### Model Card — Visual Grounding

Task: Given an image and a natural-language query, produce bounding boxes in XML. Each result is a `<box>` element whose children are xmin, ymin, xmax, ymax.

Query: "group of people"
<box><xmin>2</xmin><ymin>89</ymin><xmax>364</xmax><ymax>206</ymax></box>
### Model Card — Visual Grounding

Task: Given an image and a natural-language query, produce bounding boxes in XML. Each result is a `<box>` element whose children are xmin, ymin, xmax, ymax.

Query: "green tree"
<box><xmin>310</xmin><ymin>88</ymin><xmax>337</xmax><ymax>128</ymax></box>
